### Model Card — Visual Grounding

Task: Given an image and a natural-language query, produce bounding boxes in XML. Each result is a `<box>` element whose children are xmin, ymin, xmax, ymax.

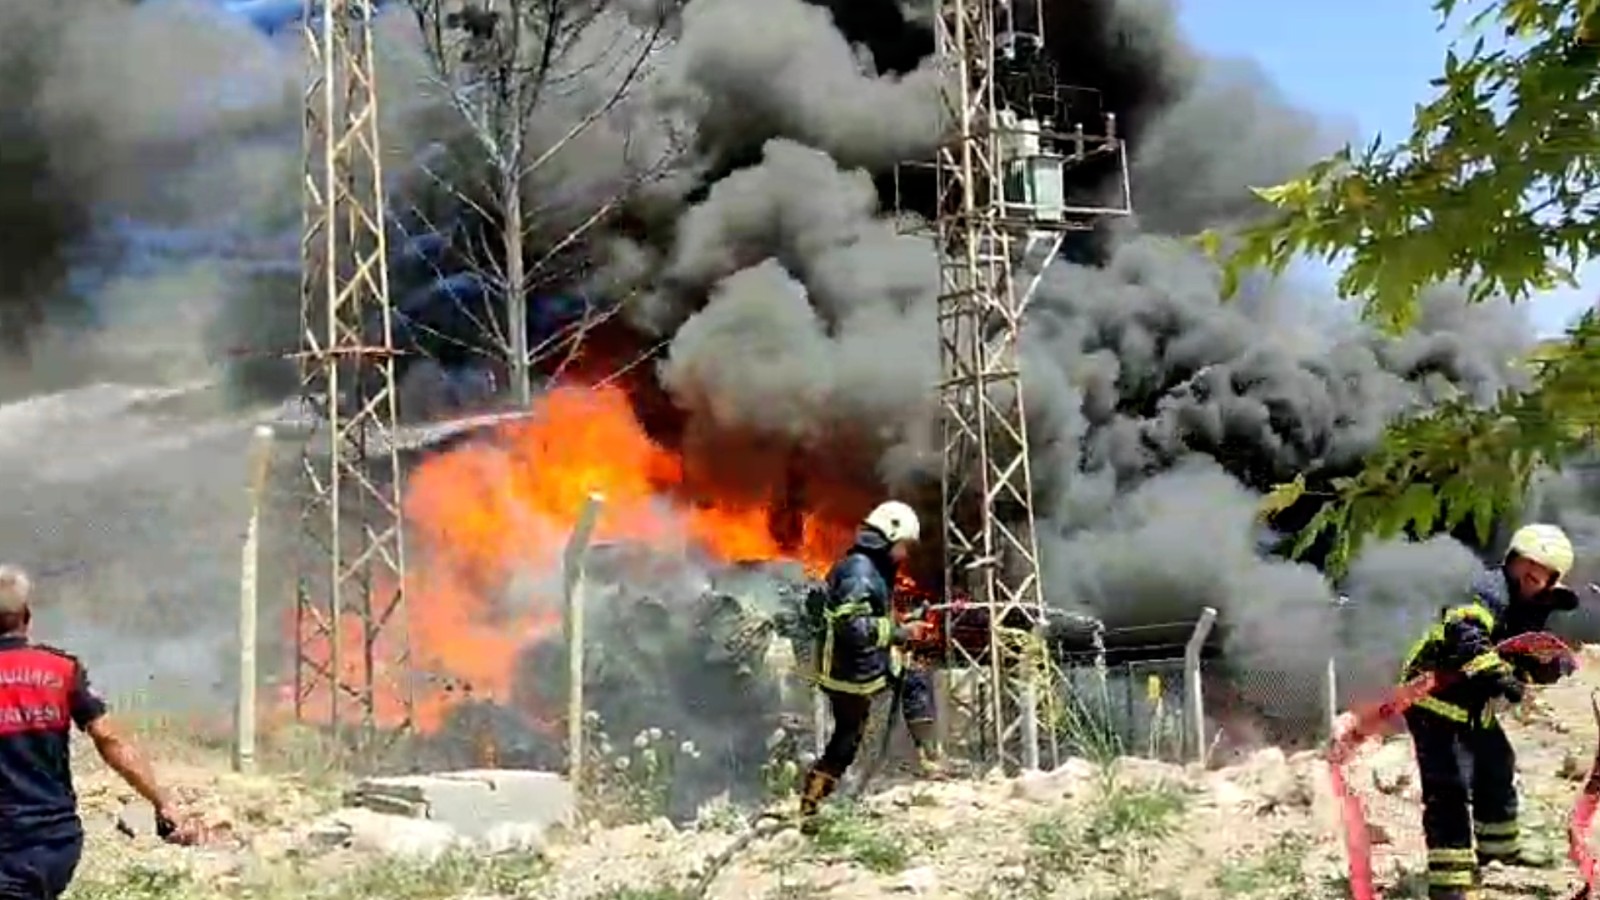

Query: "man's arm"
<box><xmin>69</xmin><ymin>663</ymin><xmax>177</xmax><ymax>816</ymax></box>
<box><xmin>83</xmin><ymin>717</ymin><xmax>175</xmax><ymax>812</ymax></box>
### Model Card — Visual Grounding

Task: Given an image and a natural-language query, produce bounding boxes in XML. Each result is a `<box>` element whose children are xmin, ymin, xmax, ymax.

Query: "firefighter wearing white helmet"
<box><xmin>1396</xmin><ymin>522</ymin><xmax>1581</xmax><ymax>899</ymax></box>
<box><xmin>863</xmin><ymin>500</ymin><xmax>920</xmax><ymax>545</ymax></box>
<box><xmin>1504</xmin><ymin>523</ymin><xmax>1575</xmax><ymax>600</ymax></box>
<box><xmin>797</xmin><ymin>500</ymin><xmax>932</xmax><ymax>829</ymax></box>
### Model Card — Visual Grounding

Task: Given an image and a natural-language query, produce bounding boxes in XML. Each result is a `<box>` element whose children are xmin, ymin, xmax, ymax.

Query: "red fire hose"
<box><xmin>1327</xmin><ymin>632</ymin><xmax>1577</xmax><ymax>900</ymax></box>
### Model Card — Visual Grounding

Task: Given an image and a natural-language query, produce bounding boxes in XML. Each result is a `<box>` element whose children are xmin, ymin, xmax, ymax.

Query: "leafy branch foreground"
<box><xmin>1209</xmin><ymin>0</ymin><xmax>1600</xmax><ymax>572</ymax></box>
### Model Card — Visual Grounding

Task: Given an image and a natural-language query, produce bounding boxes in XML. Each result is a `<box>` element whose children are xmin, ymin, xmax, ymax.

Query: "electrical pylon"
<box><xmin>931</xmin><ymin>0</ymin><xmax>1129</xmax><ymax>772</ymax></box>
<box><xmin>294</xmin><ymin>0</ymin><xmax>411</xmax><ymax>746</ymax></box>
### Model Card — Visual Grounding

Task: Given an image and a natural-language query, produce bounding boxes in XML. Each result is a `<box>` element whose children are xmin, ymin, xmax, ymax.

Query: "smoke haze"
<box><xmin>1</xmin><ymin>0</ymin><xmax>1595</xmax><ymax>752</ymax></box>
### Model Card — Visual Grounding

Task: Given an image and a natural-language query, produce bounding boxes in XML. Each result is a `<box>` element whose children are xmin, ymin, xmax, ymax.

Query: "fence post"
<box><xmin>1020</xmin><ymin>678</ymin><xmax>1041</xmax><ymax>771</ymax></box>
<box><xmin>1324</xmin><ymin>656</ymin><xmax>1339</xmax><ymax>736</ymax></box>
<box><xmin>234</xmin><ymin>424</ymin><xmax>274</xmax><ymax>775</ymax></box>
<box><xmin>564</xmin><ymin>494</ymin><xmax>604</xmax><ymax>792</ymax></box>
<box><xmin>1327</xmin><ymin>594</ymin><xmax>1350</xmax><ymax>738</ymax></box>
<box><xmin>1184</xmin><ymin>607</ymin><xmax>1218</xmax><ymax>764</ymax></box>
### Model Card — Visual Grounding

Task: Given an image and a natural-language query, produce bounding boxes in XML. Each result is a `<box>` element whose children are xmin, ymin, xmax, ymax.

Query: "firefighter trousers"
<box><xmin>1404</xmin><ymin>707</ymin><xmax>1520</xmax><ymax>893</ymax></box>
<box><xmin>900</xmin><ymin>667</ymin><xmax>935</xmax><ymax>726</ymax></box>
<box><xmin>800</xmin><ymin>689</ymin><xmax>876</xmax><ymax>823</ymax></box>
<box><xmin>816</xmin><ymin>689</ymin><xmax>876</xmax><ymax>779</ymax></box>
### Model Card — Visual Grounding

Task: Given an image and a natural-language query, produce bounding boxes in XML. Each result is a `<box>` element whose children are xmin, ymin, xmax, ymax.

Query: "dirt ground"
<box><xmin>59</xmin><ymin>650</ymin><xmax>1600</xmax><ymax>899</ymax></box>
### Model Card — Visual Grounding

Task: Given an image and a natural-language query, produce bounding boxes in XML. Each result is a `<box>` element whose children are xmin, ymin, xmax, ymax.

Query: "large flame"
<box><xmin>291</xmin><ymin>384</ymin><xmax>856</xmax><ymax>733</ymax></box>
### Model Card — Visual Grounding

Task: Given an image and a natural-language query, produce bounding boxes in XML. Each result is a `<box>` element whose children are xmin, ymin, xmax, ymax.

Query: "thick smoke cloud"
<box><xmin>0</xmin><ymin>0</ymin><xmax>301</xmax><ymax>400</ymax></box>
<box><xmin>652</xmin><ymin>141</ymin><xmax>938</xmax><ymax>455</ymax></box>
<box><xmin>0</xmin><ymin>0</ymin><xmax>671</xmax><ymax>706</ymax></box>
<box><xmin>1130</xmin><ymin>58</ymin><xmax>1340</xmax><ymax>233</ymax></box>
<box><xmin>665</xmin><ymin>0</ymin><xmax>949</xmax><ymax>169</ymax></box>
<box><xmin>0</xmin><ymin>0</ymin><xmax>306</xmax><ymax>704</ymax></box>
<box><xmin>1019</xmin><ymin>238</ymin><xmax>1530</xmax><ymax>717</ymax></box>
<box><xmin>600</xmin><ymin>0</ymin><xmax>1541</xmax><ymax>730</ymax></box>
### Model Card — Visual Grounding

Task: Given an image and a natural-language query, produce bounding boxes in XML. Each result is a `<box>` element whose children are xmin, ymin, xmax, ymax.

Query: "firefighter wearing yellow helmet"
<box><xmin>1399</xmin><ymin>523</ymin><xmax>1580</xmax><ymax>899</ymax></box>
<box><xmin>797</xmin><ymin>500</ymin><xmax>931</xmax><ymax>829</ymax></box>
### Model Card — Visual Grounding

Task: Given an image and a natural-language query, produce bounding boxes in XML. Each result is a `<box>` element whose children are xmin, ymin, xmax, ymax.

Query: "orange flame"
<box><xmin>289</xmin><ymin>384</ymin><xmax>856</xmax><ymax>733</ymax></box>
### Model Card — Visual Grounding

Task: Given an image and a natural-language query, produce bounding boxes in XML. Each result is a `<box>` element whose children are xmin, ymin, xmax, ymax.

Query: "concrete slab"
<box><xmin>310</xmin><ymin>807</ymin><xmax>463</xmax><ymax>862</ymax></box>
<box><xmin>348</xmin><ymin>769</ymin><xmax>575</xmax><ymax>840</ymax></box>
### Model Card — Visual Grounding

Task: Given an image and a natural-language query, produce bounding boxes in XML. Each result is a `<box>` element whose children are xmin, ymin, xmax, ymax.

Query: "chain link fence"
<box><xmin>1049</xmin><ymin>604</ymin><xmax>1396</xmax><ymax>766</ymax></box>
<box><xmin>795</xmin><ymin>605</ymin><xmax>1415</xmax><ymax>773</ymax></box>
<box><xmin>1053</xmin><ymin>659</ymin><xmax>1188</xmax><ymax>761</ymax></box>
<box><xmin>1202</xmin><ymin>661</ymin><xmax>1336</xmax><ymax>758</ymax></box>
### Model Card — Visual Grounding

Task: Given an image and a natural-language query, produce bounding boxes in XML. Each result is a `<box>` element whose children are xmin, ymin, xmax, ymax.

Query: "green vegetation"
<box><xmin>1022</xmin><ymin>770</ymin><xmax>1192</xmax><ymax>890</ymax></box>
<box><xmin>582</xmin><ymin>713</ymin><xmax>704</xmax><ymax>826</ymax></box>
<box><xmin>1212</xmin><ymin>0</ymin><xmax>1600</xmax><ymax>572</ymax></box>
<box><xmin>589</xmin><ymin>888</ymin><xmax>694</xmax><ymax>900</ymax></box>
<box><xmin>803</xmin><ymin>801</ymin><xmax>918</xmax><ymax>874</ymax></box>
<box><xmin>1212</xmin><ymin>831</ymin><xmax>1315</xmax><ymax>896</ymax></box>
<box><xmin>66</xmin><ymin>851</ymin><xmax>551</xmax><ymax>900</ymax></box>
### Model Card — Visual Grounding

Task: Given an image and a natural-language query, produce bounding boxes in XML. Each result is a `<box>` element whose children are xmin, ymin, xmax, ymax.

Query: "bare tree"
<box><xmin>404</xmin><ymin>0</ymin><xmax>675</xmax><ymax>408</ymax></box>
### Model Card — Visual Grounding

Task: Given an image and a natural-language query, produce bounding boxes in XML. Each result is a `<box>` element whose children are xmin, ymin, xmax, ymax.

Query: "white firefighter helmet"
<box><xmin>1506</xmin><ymin>523</ymin><xmax>1576</xmax><ymax>579</ymax></box>
<box><xmin>864</xmin><ymin>501</ymin><xmax>921</xmax><ymax>544</ymax></box>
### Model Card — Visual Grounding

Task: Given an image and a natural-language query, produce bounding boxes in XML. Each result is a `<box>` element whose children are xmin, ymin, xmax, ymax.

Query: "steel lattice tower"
<box><xmin>931</xmin><ymin>0</ymin><xmax>1130</xmax><ymax>771</ymax></box>
<box><xmin>294</xmin><ymin>0</ymin><xmax>411</xmax><ymax>746</ymax></box>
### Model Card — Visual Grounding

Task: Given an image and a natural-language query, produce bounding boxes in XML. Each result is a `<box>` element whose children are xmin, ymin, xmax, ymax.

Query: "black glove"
<box><xmin>1497</xmin><ymin>672</ymin><xmax>1525</xmax><ymax>705</ymax></box>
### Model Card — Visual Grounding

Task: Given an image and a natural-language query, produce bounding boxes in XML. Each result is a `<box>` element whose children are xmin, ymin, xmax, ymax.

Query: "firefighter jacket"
<box><xmin>811</xmin><ymin>527</ymin><xmax>908</xmax><ymax>695</ymax></box>
<box><xmin>1400</xmin><ymin>566</ymin><xmax>1574</xmax><ymax>725</ymax></box>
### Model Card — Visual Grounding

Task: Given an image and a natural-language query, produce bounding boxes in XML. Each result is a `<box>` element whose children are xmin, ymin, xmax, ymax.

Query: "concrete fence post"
<box><xmin>235</xmin><ymin>424</ymin><xmax>275</xmax><ymax>774</ymax></box>
<box><xmin>1324</xmin><ymin>656</ymin><xmax>1339</xmax><ymax>738</ymax></box>
<box><xmin>563</xmin><ymin>494</ymin><xmax>604</xmax><ymax>792</ymax></box>
<box><xmin>1183</xmin><ymin>607</ymin><xmax>1218</xmax><ymax>765</ymax></box>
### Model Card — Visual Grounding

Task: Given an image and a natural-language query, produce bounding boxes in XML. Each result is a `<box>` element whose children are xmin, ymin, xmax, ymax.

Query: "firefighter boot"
<box><xmin>1478</xmin><ymin>845</ymin><xmax>1555</xmax><ymax>869</ymax></box>
<box><xmin>906</xmin><ymin>721</ymin><xmax>947</xmax><ymax>778</ymax></box>
<box><xmin>1426</xmin><ymin>847</ymin><xmax>1479</xmax><ymax>900</ymax></box>
<box><xmin>1476</xmin><ymin>820</ymin><xmax>1555</xmax><ymax>868</ymax></box>
<box><xmin>797</xmin><ymin>767</ymin><xmax>838</xmax><ymax>834</ymax></box>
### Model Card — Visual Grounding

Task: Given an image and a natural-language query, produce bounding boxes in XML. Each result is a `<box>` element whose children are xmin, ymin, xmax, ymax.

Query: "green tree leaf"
<box><xmin>1257</xmin><ymin>474</ymin><xmax>1308</xmax><ymax>521</ymax></box>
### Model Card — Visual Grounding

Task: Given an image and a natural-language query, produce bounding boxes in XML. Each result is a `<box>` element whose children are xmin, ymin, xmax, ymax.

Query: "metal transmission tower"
<box><xmin>294</xmin><ymin>0</ymin><xmax>411</xmax><ymax>746</ymax></box>
<box><xmin>930</xmin><ymin>0</ymin><xmax>1130</xmax><ymax>771</ymax></box>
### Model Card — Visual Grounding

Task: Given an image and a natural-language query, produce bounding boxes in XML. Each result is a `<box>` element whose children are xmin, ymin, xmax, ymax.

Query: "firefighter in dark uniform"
<box><xmin>798</xmin><ymin>501</ymin><xmax>932</xmax><ymax>827</ymax></box>
<box><xmin>1399</xmin><ymin>524</ymin><xmax>1580</xmax><ymax>900</ymax></box>
<box><xmin>0</xmin><ymin>565</ymin><xmax>198</xmax><ymax>899</ymax></box>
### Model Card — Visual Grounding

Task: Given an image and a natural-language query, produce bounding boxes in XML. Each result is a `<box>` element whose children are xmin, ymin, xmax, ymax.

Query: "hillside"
<box><xmin>62</xmin><ymin>653</ymin><xmax>1600</xmax><ymax>900</ymax></box>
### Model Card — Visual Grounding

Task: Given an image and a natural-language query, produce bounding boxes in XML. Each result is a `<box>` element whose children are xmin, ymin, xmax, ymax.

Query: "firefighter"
<box><xmin>0</xmin><ymin>565</ymin><xmax>198</xmax><ymax>899</ymax></box>
<box><xmin>798</xmin><ymin>501</ymin><xmax>933</xmax><ymax>828</ymax></box>
<box><xmin>1400</xmin><ymin>524</ymin><xmax>1580</xmax><ymax>900</ymax></box>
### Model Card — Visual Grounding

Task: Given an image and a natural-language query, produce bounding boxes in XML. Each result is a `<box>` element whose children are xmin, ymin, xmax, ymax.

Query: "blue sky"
<box><xmin>1177</xmin><ymin>1</ymin><xmax>1594</xmax><ymax>337</ymax></box>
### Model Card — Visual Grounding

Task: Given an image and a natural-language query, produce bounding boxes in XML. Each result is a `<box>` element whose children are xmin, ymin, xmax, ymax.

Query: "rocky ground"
<box><xmin>62</xmin><ymin>651</ymin><xmax>1600</xmax><ymax>900</ymax></box>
